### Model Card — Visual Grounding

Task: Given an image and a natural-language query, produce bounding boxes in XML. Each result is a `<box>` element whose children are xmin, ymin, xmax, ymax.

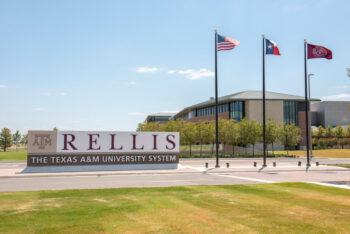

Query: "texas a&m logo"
<box><xmin>312</xmin><ymin>46</ymin><xmax>328</xmax><ymax>57</ymax></box>
<box><xmin>32</xmin><ymin>134</ymin><xmax>52</xmax><ymax>150</ymax></box>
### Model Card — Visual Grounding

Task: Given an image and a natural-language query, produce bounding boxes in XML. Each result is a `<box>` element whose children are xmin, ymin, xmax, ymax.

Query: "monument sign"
<box><xmin>27</xmin><ymin>130</ymin><xmax>179</xmax><ymax>167</ymax></box>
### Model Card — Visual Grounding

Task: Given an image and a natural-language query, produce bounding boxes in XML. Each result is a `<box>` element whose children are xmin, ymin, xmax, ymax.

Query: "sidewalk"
<box><xmin>0</xmin><ymin>162</ymin><xmax>348</xmax><ymax>179</ymax></box>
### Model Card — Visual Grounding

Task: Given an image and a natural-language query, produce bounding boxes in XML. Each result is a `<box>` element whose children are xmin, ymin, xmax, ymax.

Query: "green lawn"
<box><xmin>0</xmin><ymin>149</ymin><xmax>26</xmax><ymax>161</ymax></box>
<box><xmin>327</xmin><ymin>164</ymin><xmax>350</xmax><ymax>169</ymax></box>
<box><xmin>1</xmin><ymin>183</ymin><xmax>350</xmax><ymax>233</ymax></box>
<box><xmin>274</xmin><ymin>149</ymin><xmax>350</xmax><ymax>158</ymax></box>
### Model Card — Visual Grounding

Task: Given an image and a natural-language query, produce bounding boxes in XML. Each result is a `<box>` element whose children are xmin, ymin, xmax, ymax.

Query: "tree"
<box><xmin>0</xmin><ymin>128</ymin><xmax>13</xmax><ymax>152</ymax></box>
<box><xmin>193</xmin><ymin>122</ymin><xmax>209</xmax><ymax>157</ymax></box>
<box><xmin>316</xmin><ymin>126</ymin><xmax>325</xmax><ymax>138</ymax></box>
<box><xmin>238</xmin><ymin>119</ymin><xmax>250</xmax><ymax>155</ymax></box>
<box><xmin>12</xmin><ymin>130</ymin><xmax>21</xmax><ymax>151</ymax></box>
<box><xmin>218</xmin><ymin>120</ymin><xmax>229</xmax><ymax>146</ymax></box>
<box><xmin>177</xmin><ymin>121</ymin><xmax>196</xmax><ymax>156</ymax></box>
<box><xmin>249</xmin><ymin>121</ymin><xmax>262</xmax><ymax>156</ymax></box>
<box><xmin>219</xmin><ymin>120</ymin><xmax>230</xmax><ymax>156</ymax></box>
<box><xmin>20</xmin><ymin>134</ymin><xmax>28</xmax><ymax>146</ymax></box>
<box><xmin>279</xmin><ymin>124</ymin><xmax>301</xmax><ymax>155</ymax></box>
<box><xmin>265</xmin><ymin>121</ymin><xmax>279</xmax><ymax>155</ymax></box>
<box><xmin>238</xmin><ymin>119</ymin><xmax>261</xmax><ymax>156</ymax></box>
<box><xmin>346</xmin><ymin>125</ymin><xmax>350</xmax><ymax>138</ymax></box>
<box><xmin>325</xmin><ymin>126</ymin><xmax>334</xmax><ymax>138</ymax></box>
<box><xmin>161</xmin><ymin>120</ymin><xmax>180</xmax><ymax>132</ymax></box>
<box><xmin>201</xmin><ymin>121</ymin><xmax>215</xmax><ymax>156</ymax></box>
<box><xmin>221</xmin><ymin>120</ymin><xmax>239</xmax><ymax>156</ymax></box>
<box><xmin>334</xmin><ymin>126</ymin><xmax>344</xmax><ymax>148</ymax></box>
<box><xmin>137</xmin><ymin>122</ymin><xmax>161</xmax><ymax>131</ymax></box>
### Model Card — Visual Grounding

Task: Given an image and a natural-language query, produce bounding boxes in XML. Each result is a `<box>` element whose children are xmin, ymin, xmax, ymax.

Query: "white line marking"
<box><xmin>151</xmin><ymin>180</ymin><xmax>211</xmax><ymax>183</ymax></box>
<box><xmin>308</xmin><ymin>182</ymin><xmax>350</xmax><ymax>190</ymax></box>
<box><xmin>213</xmin><ymin>174</ymin><xmax>275</xmax><ymax>183</ymax></box>
<box><xmin>180</xmin><ymin>165</ymin><xmax>205</xmax><ymax>172</ymax></box>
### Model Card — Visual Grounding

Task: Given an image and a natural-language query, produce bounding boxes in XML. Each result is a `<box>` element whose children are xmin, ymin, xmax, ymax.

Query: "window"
<box><xmin>284</xmin><ymin>101</ymin><xmax>297</xmax><ymax>125</ymax></box>
<box><xmin>218</xmin><ymin>103</ymin><xmax>228</xmax><ymax>113</ymax></box>
<box><xmin>196</xmin><ymin>103</ymin><xmax>229</xmax><ymax>117</ymax></box>
<box><xmin>230</xmin><ymin>101</ymin><xmax>244</xmax><ymax>121</ymax></box>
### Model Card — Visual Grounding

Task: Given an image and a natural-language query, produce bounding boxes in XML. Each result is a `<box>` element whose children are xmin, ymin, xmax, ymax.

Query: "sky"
<box><xmin>0</xmin><ymin>0</ymin><xmax>349</xmax><ymax>133</ymax></box>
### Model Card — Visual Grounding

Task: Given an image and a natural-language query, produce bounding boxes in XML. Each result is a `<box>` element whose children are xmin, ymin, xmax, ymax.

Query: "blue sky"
<box><xmin>1</xmin><ymin>0</ymin><xmax>349</xmax><ymax>133</ymax></box>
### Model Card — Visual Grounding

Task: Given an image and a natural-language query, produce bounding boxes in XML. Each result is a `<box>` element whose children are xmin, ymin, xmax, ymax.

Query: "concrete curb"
<box><xmin>1</xmin><ymin>166</ymin><xmax>349</xmax><ymax>179</ymax></box>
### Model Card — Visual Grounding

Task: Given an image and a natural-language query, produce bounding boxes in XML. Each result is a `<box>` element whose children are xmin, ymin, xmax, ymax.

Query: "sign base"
<box><xmin>22</xmin><ymin>163</ymin><xmax>178</xmax><ymax>173</ymax></box>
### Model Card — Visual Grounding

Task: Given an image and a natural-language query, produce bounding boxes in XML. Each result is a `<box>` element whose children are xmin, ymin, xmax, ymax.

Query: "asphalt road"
<box><xmin>0</xmin><ymin>158</ymin><xmax>350</xmax><ymax>192</ymax></box>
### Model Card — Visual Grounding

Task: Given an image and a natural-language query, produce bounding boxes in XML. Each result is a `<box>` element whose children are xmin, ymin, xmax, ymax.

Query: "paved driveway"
<box><xmin>0</xmin><ymin>158</ymin><xmax>349</xmax><ymax>192</ymax></box>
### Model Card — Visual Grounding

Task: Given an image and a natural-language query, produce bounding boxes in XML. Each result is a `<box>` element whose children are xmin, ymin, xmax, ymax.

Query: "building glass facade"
<box><xmin>147</xmin><ymin>116</ymin><xmax>172</xmax><ymax>122</ymax></box>
<box><xmin>196</xmin><ymin>103</ymin><xmax>229</xmax><ymax>117</ymax></box>
<box><xmin>283</xmin><ymin>101</ymin><xmax>298</xmax><ymax>125</ymax></box>
<box><xmin>230</xmin><ymin>101</ymin><xmax>244</xmax><ymax>121</ymax></box>
<box><xmin>195</xmin><ymin>101</ymin><xmax>245</xmax><ymax>121</ymax></box>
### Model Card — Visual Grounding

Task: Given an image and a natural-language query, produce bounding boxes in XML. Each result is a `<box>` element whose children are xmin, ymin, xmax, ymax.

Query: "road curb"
<box><xmin>1</xmin><ymin>167</ymin><xmax>349</xmax><ymax>179</ymax></box>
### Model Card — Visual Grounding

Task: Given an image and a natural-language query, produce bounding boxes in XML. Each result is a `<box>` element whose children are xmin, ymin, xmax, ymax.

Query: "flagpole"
<box><xmin>262</xmin><ymin>35</ymin><xmax>267</xmax><ymax>167</ymax></box>
<box><xmin>304</xmin><ymin>39</ymin><xmax>311</xmax><ymax>167</ymax></box>
<box><xmin>214</xmin><ymin>30</ymin><xmax>220</xmax><ymax>168</ymax></box>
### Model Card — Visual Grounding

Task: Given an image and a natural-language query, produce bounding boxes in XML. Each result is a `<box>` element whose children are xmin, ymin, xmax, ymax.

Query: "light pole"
<box><xmin>308</xmin><ymin>73</ymin><xmax>314</xmax><ymax>158</ymax></box>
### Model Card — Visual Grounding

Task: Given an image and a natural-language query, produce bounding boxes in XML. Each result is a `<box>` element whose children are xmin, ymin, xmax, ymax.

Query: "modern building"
<box><xmin>311</xmin><ymin>101</ymin><xmax>350</xmax><ymax>127</ymax></box>
<box><xmin>144</xmin><ymin>112</ymin><xmax>175</xmax><ymax>123</ymax></box>
<box><xmin>174</xmin><ymin>90</ymin><xmax>321</xmax><ymax>147</ymax></box>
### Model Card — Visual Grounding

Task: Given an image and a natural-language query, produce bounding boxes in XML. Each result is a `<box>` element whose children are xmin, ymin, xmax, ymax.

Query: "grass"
<box><xmin>0</xmin><ymin>183</ymin><xmax>350</xmax><ymax>233</ymax></box>
<box><xmin>0</xmin><ymin>149</ymin><xmax>26</xmax><ymax>161</ymax></box>
<box><xmin>327</xmin><ymin>164</ymin><xmax>350</xmax><ymax>169</ymax></box>
<box><xmin>274</xmin><ymin>149</ymin><xmax>350</xmax><ymax>158</ymax></box>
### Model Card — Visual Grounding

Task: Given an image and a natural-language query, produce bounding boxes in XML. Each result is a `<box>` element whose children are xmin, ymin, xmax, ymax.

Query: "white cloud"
<box><xmin>33</xmin><ymin>107</ymin><xmax>45</xmax><ymax>112</ymax></box>
<box><xmin>136</xmin><ymin>67</ymin><xmax>159</xmax><ymax>73</ymax></box>
<box><xmin>0</xmin><ymin>85</ymin><xmax>8</xmax><ymax>89</ymax></box>
<box><xmin>160</xmin><ymin>110</ymin><xmax>178</xmax><ymax>114</ymax></box>
<box><xmin>128</xmin><ymin>112</ymin><xmax>147</xmax><ymax>116</ymax></box>
<box><xmin>167</xmin><ymin>68</ymin><xmax>214</xmax><ymax>80</ymax></box>
<box><xmin>42</xmin><ymin>91</ymin><xmax>67</xmax><ymax>96</ymax></box>
<box><xmin>125</xmin><ymin>81</ymin><xmax>137</xmax><ymax>86</ymax></box>
<box><xmin>322</xmin><ymin>93</ymin><xmax>350</xmax><ymax>101</ymax></box>
<box><xmin>335</xmin><ymin>85</ymin><xmax>350</xmax><ymax>89</ymax></box>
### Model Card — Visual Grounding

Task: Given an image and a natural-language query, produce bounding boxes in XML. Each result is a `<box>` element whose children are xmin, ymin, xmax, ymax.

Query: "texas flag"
<box><xmin>265</xmin><ymin>39</ymin><xmax>281</xmax><ymax>56</ymax></box>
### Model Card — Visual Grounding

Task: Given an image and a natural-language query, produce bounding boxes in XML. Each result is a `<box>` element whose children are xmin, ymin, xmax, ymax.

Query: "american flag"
<box><xmin>217</xmin><ymin>34</ymin><xmax>240</xmax><ymax>51</ymax></box>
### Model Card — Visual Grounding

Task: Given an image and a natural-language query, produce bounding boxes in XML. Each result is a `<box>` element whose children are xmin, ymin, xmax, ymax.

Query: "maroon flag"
<box><xmin>307</xmin><ymin>43</ymin><xmax>332</xmax><ymax>59</ymax></box>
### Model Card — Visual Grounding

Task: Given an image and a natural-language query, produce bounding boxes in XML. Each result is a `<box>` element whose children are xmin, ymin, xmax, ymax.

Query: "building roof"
<box><xmin>144</xmin><ymin>112</ymin><xmax>176</xmax><ymax>122</ymax></box>
<box><xmin>175</xmin><ymin>90</ymin><xmax>321</xmax><ymax>117</ymax></box>
<box><xmin>147</xmin><ymin>112</ymin><xmax>176</xmax><ymax>117</ymax></box>
<box><xmin>313</xmin><ymin>100</ymin><xmax>350</xmax><ymax>103</ymax></box>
